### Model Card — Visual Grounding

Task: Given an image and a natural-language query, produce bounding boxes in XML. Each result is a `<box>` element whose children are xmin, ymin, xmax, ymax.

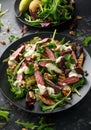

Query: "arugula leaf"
<box><xmin>25</xmin><ymin>63</ymin><xmax>34</xmax><ymax>75</ymax></box>
<box><xmin>35</xmin><ymin>53</ymin><xmax>42</xmax><ymax>62</ymax></box>
<box><xmin>51</xmin><ymin>29</ymin><xmax>57</xmax><ymax>42</ymax></box>
<box><xmin>0</xmin><ymin>110</ymin><xmax>9</xmax><ymax>121</ymax></box>
<box><xmin>24</xmin><ymin>13</ymin><xmax>42</xmax><ymax>26</ymax></box>
<box><xmin>16</xmin><ymin>117</ymin><xmax>54</xmax><ymax>130</ymax></box>
<box><xmin>36</xmin><ymin>46</ymin><xmax>45</xmax><ymax>54</ymax></box>
<box><xmin>29</xmin><ymin>36</ymin><xmax>41</xmax><ymax>44</ymax></box>
<box><xmin>8</xmin><ymin>35</ymin><xmax>15</xmax><ymax>42</ymax></box>
<box><xmin>0</xmin><ymin>3</ymin><xmax>8</xmax><ymax>27</ymax></box>
<box><xmin>0</xmin><ymin>21</ymin><xmax>3</xmax><ymax>27</ymax></box>
<box><xmin>49</xmin><ymin>92</ymin><xmax>63</xmax><ymax>100</ymax></box>
<box><xmin>11</xmin><ymin>85</ymin><xmax>27</xmax><ymax>99</ymax></box>
<box><xmin>0</xmin><ymin>3</ymin><xmax>1</xmax><ymax>11</ymax></box>
<box><xmin>64</xmin><ymin>54</ymin><xmax>75</xmax><ymax>68</ymax></box>
<box><xmin>71</xmin><ymin>77</ymin><xmax>85</xmax><ymax>96</ymax></box>
<box><xmin>0</xmin><ymin>107</ymin><xmax>10</xmax><ymax>128</ymax></box>
<box><xmin>83</xmin><ymin>36</ymin><xmax>91</xmax><ymax>47</ymax></box>
<box><xmin>54</xmin><ymin>52</ymin><xmax>60</xmax><ymax>58</ymax></box>
<box><xmin>38</xmin><ymin>123</ymin><xmax>54</xmax><ymax>130</ymax></box>
<box><xmin>50</xmin><ymin>0</ymin><xmax>61</xmax><ymax>21</ymax></box>
<box><xmin>76</xmin><ymin>32</ymin><xmax>82</xmax><ymax>37</ymax></box>
<box><xmin>16</xmin><ymin>120</ymin><xmax>38</xmax><ymax>129</ymax></box>
<box><xmin>38</xmin><ymin>117</ymin><xmax>54</xmax><ymax>130</ymax></box>
<box><xmin>84</xmin><ymin>70</ymin><xmax>88</xmax><ymax>76</ymax></box>
<box><xmin>7</xmin><ymin>58</ymin><xmax>28</xmax><ymax>99</ymax></box>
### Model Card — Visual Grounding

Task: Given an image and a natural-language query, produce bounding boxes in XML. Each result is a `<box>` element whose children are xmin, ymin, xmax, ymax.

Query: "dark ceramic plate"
<box><xmin>14</xmin><ymin>0</ymin><xmax>74</xmax><ymax>28</ymax></box>
<box><xmin>0</xmin><ymin>32</ymin><xmax>91</xmax><ymax>114</ymax></box>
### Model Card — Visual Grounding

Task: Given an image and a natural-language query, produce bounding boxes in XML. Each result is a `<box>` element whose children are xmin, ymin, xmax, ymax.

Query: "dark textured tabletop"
<box><xmin>0</xmin><ymin>0</ymin><xmax>91</xmax><ymax>130</ymax></box>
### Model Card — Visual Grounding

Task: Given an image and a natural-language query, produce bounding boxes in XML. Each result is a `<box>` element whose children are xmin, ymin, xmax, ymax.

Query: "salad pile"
<box><xmin>7</xmin><ymin>32</ymin><xmax>86</xmax><ymax>111</ymax></box>
<box><xmin>19</xmin><ymin>0</ymin><xmax>75</xmax><ymax>27</ymax></box>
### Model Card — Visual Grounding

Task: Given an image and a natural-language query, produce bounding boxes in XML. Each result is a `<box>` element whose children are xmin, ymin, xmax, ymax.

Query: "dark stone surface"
<box><xmin>0</xmin><ymin>0</ymin><xmax>91</xmax><ymax>130</ymax></box>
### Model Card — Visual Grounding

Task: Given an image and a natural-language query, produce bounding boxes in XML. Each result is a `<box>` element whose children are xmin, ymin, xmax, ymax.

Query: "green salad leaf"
<box><xmin>16</xmin><ymin>117</ymin><xmax>54</xmax><ymax>130</ymax></box>
<box><xmin>83</xmin><ymin>36</ymin><xmax>91</xmax><ymax>47</ymax></box>
<box><xmin>16</xmin><ymin>120</ymin><xmax>38</xmax><ymax>130</ymax></box>
<box><xmin>0</xmin><ymin>3</ymin><xmax>8</xmax><ymax>17</ymax></box>
<box><xmin>0</xmin><ymin>109</ymin><xmax>9</xmax><ymax>121</ymax></box>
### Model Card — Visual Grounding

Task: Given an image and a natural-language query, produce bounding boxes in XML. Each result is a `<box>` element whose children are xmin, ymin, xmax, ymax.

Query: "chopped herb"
<box><xmin>0</xmin><ymin>3</ymin><xmax>8</xmax><ymax>27</ymax></box>
<box><xmin>8</xmin><ymin>35</ymin><xmax>19</xmax><ymax>42</ymax></box>
<box><xmin>15</xmin><ymin>37</ymin><xmax>20</xmax><ymax>41</ymax></box>
<box><xmin>36</xmin><ymin>46</ymin><xmax>45</xmax><ymax>54</ymax></box>
<box><xmin>83</xmin><ymin>36</ymin><xmax>91</xmax><ymax>47</ymax></box>
<box><xmin>8</xmin><ymin>35</ymin><xmax>15</xmax><ymax>42</ymax></box>
<box><xmin>16</xmin><ymin>120</ymin><xmax>38</xmax><ymax>130</ymax></box>
<box><xmin>84</xmin><ymin>70</ymin><xmax>88</xmax><ymax>76</ymax></box>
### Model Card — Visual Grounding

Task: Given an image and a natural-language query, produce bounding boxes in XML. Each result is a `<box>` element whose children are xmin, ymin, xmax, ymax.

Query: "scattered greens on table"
<box><xmin>16</xmin><ymin>117</ymin><xmax>54</xmax><ymax>130</ymax></box>
<box><xmin>0</xmin><ymin>3</ymin><xmax>8</xmax><ymax>27</ymax></box>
